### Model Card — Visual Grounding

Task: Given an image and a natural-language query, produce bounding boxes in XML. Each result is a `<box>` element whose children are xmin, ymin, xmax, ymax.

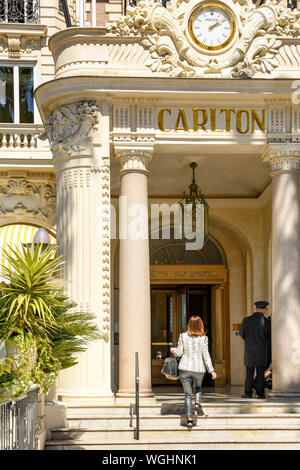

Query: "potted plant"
<box><xmin>0</xmin><ymin>244</ymin><xmax>101</xmax><ymax>398</ymax></box>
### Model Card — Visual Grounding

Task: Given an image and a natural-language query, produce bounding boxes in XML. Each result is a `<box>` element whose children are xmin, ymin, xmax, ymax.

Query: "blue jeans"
<box><xmin>179</xmin><ymin>370</ymin><xmax>205</xmax><ymax>418</ymax></box>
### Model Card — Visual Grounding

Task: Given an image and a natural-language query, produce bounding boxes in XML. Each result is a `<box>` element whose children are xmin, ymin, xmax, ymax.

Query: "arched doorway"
<box><xmin>150</xmin><ymin>232</ymin><xmax>229</xmax><ymax>387</ymax></box>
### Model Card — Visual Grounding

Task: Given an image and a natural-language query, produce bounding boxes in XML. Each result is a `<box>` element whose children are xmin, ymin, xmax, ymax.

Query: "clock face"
<box><xmin>188</xmin><ymin>2</ymin><xmax>236</xmax><ymax>52</ymax></box>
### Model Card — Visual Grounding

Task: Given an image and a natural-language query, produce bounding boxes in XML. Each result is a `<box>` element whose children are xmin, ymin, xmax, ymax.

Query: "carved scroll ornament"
<box><xmin>107</xmin><ymin>0</ymin><xmax>299</xmax><ymax>78</ymax></box>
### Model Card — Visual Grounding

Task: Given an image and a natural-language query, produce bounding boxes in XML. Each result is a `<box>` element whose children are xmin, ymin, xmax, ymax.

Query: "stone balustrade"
<box><xmin>0</xmin><ymin>124</ymin><xmax>44</xmax><ymax>150</ymax></box>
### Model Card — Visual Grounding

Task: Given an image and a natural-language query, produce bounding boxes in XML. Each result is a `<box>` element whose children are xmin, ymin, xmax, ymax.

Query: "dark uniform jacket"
<box><xmin>240</xmin><ymin>312</ymin><xmax>271</xmax><ymax>368</ymax></box>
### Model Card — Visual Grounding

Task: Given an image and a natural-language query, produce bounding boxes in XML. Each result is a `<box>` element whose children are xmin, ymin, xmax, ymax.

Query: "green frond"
<box><xmin>0</xmin><ymin>243</ymin><xmax>101</xmax><ymax>395</ymax></box>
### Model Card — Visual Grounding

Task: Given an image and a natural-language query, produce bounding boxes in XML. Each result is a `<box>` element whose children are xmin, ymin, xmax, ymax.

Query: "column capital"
<box><xmin>40</xmin><ymin>100</ymin><xmax>99</xmax><ymax>166</ymax></box>
<box><xmin>114</xmin><ymin>146</ymin><xmax>154</xmax><ymax>174</ymax></box>
<box><xmin>262</xmin><ymin>144</ymin><xmax>300</xmax><ymax>172</ymax></box>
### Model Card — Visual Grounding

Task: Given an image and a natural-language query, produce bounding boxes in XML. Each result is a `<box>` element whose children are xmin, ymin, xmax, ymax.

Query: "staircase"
<box><xmin>45</xmin><ymin>392</ymin><xmax>300</xmax><ymax>450</ymax></box>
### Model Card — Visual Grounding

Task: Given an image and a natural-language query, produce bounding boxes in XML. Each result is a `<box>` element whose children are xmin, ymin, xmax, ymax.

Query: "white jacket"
<box><xmin>171</xmin><ymin>332</ymin><xmax>214</xmax><ymax>374</ymax></box>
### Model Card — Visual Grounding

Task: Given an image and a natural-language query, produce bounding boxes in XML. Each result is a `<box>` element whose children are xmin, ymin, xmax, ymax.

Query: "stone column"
<box><xmin>115</xmin><ymin>147</ymin><xmax>154</xmax><ymax>398</ymax></box>
<box><xmin>264</xmin><ymin>146</ymin><xmax>300</xmax><ymax>397</ymax></box>
<box><xmin>45</xmin><ymin>100</ymin><xmax>112</xmax><ymax>402</ymax></box>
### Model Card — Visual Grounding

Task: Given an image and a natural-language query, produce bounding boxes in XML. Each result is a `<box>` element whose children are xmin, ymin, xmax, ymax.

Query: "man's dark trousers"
<box><xmin>245</xmin><ymin>366</ymin><xmax>265</xmax><ymax>396</ymax></box>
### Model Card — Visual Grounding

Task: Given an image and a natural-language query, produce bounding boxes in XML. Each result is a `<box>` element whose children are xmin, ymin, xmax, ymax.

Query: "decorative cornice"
<box><xmin>0</xmin><ymin>26</ymin><xmax>45</xmax><ymax>58</ymax></box>
<box><xmin>114</xmin><ymin>148</ymin><xmax>153</xmax><ymax>173</ymax></box>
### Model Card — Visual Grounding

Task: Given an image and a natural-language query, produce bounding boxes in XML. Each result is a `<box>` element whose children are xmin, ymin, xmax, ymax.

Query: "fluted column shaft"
<box><xmin>264</xmin><ymin>147</ymin><xmax>300</xmax><ymax>397</ymax></box>
<box><xmin>115</xmin><ymin>148</ymin><xmax>153</xmax><ymax>398</ymax></box>
<box><xmin>45</xmin><ymin>100</ymin><xmax>112</xmax><ymax>401</ymax></box>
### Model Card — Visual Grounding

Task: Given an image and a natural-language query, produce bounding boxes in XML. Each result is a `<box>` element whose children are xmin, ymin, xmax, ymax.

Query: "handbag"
<box><xmin>161</xmin><ymin>356</ymin><xmax>179</xmax><ymax>381</ymax></box>
<box><xmin>265</xmin><ymin>372</ymin><xmax>272</xmax><ymax>390</ymax></box>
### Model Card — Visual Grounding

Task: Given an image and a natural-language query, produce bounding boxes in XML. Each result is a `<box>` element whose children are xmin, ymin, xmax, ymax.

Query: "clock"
<box><xmin>188</xmin><ymin>2</ymin><xmax>236</xmax><ymax>52</ymax></box>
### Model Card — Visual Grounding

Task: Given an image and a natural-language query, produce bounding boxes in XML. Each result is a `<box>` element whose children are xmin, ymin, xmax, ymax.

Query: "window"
<box><xmin>0</xmin><ymin>65</ymin><xmax>35</xmax><ymax>123</ymax></box>
<box><xmin>0</xmin><ymin>0</ymin><xmax>40</xmax><ymax>24</ymax></box>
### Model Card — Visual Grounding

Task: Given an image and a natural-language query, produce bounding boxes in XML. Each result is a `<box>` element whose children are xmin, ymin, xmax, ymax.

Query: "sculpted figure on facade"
<box><xmin>40</xmin><ymin>101</ymin><xmax>99</xmax><ymax>159</ymax></box>
<box><xmin>107</xmin><ymin>0</ymin><xmax>300</xmax><ymax>78</ymax></box>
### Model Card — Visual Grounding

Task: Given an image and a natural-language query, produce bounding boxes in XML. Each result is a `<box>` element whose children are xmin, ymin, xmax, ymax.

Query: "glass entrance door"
<box><xmin>151</xmin><ymin>290</ymin><xmax>177</xmax><ymax>385</ymax></box>
<box><xmin>151</xmin><ymin>285</ymin><xmax>213</xmax><ymax>385</ymax></box>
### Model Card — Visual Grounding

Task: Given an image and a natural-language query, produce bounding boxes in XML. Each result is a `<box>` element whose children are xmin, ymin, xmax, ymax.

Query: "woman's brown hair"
<box><xmin>187</xmin><ymin>315</ymin><xmax>205</xmax><ymax>336</ymax></box>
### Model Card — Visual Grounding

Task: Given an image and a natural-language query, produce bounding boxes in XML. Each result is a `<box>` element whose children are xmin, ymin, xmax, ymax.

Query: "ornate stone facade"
<box><xmin>29</xmin><ymin>0</ymin><xmax>300</xmax><ymax>402</ymax></box>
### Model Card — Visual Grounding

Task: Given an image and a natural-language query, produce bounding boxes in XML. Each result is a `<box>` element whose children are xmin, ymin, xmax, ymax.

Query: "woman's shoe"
<box><xmin>187</xmin><ymin>419</ymin><xmax>193</xmax><ymax>429</ymax></box>
<box><xmin>194</xmin><ymin>402</ymin><xmax>205</xmax><ymax>416</ymax></box>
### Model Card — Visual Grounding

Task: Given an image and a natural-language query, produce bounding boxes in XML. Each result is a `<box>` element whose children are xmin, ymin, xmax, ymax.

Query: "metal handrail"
<box><xmin>0</xmin><ymin>387</ymin><xmax>39</xmax><ymax>450</ymax></box>
<box><xmin>130</xmin><ymin>352</ymin><xmax>140</xmax><ymax>439</ymax></box>
<box><xmin>134</xmin><ymin>351</ymin><xmax>139</xmax><ymax>440</ymax></box>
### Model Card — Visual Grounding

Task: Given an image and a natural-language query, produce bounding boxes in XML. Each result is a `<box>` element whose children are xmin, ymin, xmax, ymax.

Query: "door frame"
<box><xmin>150</xmin><ymin>264</ymin><xmax>230</xmax><ymax>386</ymax></box>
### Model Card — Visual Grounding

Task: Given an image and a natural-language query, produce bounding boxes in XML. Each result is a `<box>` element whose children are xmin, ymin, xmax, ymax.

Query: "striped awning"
<box><xmin>0</xmin><ymin>224</ymin><xmax>56</xmax><ymax>283</ymax></box>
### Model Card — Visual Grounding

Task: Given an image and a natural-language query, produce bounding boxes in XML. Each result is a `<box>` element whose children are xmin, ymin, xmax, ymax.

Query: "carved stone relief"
<box><xmin>0</xmin><ymin>176</ymin><xmax>56</xmax><ymax>225</ymax></box>
<box><xmin>0</xmin><ymin>35</ymin><xmax>39</xmax><ymax>58</ymax></box>
<box><xmin>106</xmin><ymin>0</ymin><xmax>300</xmax><ymax>79</ymax></box>
<box><xmin>40</xmin><ymin>101</ymin><xmax>99</xmax><ymax>159</ymax></box>
<box><xmin>100</xmin><ymin>156</ymin><xmax>111</xmax><ymax>338</ymax></box>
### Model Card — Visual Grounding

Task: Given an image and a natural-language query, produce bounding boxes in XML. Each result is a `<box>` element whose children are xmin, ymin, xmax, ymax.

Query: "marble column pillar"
<box><xmin>115</xmin><ymin>147</ymin><xmax>154</xmax><ymax>398</ymax></box>
<box><xmin>264</xmin><ymin>147</ymin><xmax>300</xmax><ymax>397</ymax></box>
<box><xmin>45</xmin><ymin>100</ymin><xmax>112</xmax><ymax>402</ymax></box>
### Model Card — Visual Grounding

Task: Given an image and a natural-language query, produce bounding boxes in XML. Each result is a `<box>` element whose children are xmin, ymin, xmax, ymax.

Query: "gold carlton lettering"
<box><xmin>157</xmin><ymin>108</ymin><xmax>266</xmax><ymax>134</ymax></box>
<box><xmin>175</xmin><ymin>108</ymin><xmax>189</xmax><ymax>132</ymax></box>
<box><xmin>157</xmin><ymin>108</ymin><xmax>171</xmax><ymax>132</ymax></box>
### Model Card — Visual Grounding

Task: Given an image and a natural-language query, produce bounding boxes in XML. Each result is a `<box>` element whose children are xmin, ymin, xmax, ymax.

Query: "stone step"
<box><xmin>67</xmin><ymin>413</ymin><xmax>300</xmax><ymax>428</ymax></box>
<box><xmin>66</xmin><ymin>405</ymin><xmax>158</xmax><ymax>417</ymax></box>
<box><xmin>50</xmin><ymin>424</ymin><xmax>300</xmax><ymax>442</ymax></box>
<box><xmin>45</xmin><ymin>438</ymin><xmax>300</xmax><ymax>451</ymax></box>
<box><xmin>66</xmin><ymin>402</ymin><xmax>300</xmax><ymax>417</ymax></box>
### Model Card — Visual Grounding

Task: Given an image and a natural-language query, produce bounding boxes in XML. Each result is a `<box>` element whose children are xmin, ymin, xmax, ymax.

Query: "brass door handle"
<box><xmin>152</xmin><ymin>342</ymin><xmax>172</xmax><ymax>346</ymax></box>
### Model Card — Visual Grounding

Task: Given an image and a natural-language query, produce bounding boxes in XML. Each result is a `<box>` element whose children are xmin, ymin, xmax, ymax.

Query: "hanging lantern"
<box><xmin>178</xmin><ymin>162</ymin><xmax>209</xmax><ymax>246</ymax></box>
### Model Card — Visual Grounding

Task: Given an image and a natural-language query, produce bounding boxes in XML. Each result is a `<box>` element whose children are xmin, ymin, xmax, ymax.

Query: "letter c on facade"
<box><xmin>158</xmin><ymin>108</ymin><xmax>171</xmax><ymax>132</ymax></box>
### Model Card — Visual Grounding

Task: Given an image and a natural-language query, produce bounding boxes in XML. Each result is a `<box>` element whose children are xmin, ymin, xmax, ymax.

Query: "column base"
<box><xmin>57</xmin><ymin>390</ymin><xmax>114</xmax><ymax>405</ymax></box>
<box><xmin>116</xmin><ymin>390</ymin><xmax>155</xmax><ymax>399</ymax></box>
<box><xmin>116</xmin><ymin>396</ymin><xmax>157</xmax><ymax>405</ymax></box>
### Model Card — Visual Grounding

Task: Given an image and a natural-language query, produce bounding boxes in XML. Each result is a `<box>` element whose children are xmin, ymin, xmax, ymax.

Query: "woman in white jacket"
<box><xmin>171</xmin><ymin>315</ymin><xmax>217</xmax><ymax>429</ymax></box>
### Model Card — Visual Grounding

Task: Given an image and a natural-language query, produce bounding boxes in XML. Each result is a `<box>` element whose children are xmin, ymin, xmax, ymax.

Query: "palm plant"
<box><xmin>0</xmin><ymin>244</ymin><xmax>64</xmax><ymax>340</ymax></box>
<box><xmin>0</xmin><ymin>243</ymin><xmax>101</xmax><ymax>395</ymax></box>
